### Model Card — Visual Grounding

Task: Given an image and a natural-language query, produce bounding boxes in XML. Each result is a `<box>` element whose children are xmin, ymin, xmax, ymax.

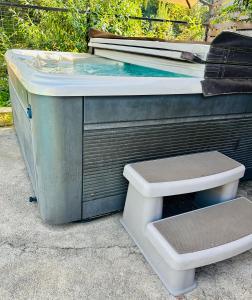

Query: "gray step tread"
<box><xmin>152</xmin><ymin>197</ymin><xmax>252</xmax><ymax>254</ymax></box>
<box><xmin>128</xmin><ymin>151</ymin><xmax>242</xmax><ymax>183</ymax></box>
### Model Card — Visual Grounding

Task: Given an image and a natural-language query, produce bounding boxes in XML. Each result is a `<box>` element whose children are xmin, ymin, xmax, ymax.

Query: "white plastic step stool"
<box><xmin>121</xmin><ymin>151</ymin><xmax>248</xmax><ymax>296</ymax></box>
<box><xmin>146</xmin><ymin>198</ymin><xmax>252</xmax><ymax>295</ymax></box>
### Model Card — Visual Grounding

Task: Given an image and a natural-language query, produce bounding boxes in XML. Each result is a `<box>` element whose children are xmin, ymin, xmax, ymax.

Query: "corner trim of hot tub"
<box><xmin>81</xmin><ymin>96</ymin><xmax>85</xmax><ymax>220</ymax></box>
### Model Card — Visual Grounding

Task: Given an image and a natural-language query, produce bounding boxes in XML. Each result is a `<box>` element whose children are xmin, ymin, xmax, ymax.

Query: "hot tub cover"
<box><xmin>89</xmin><ymin>28</ymin><xmax>209</xmax><ymax>63</ymax></box>
<box><xmin>90</xmin><ymin>29</ymin><xmax>252</xmax><ymax>97</ymax></box>
<box><xmin>202</xmin><ymin>31</ymin><xmax>252</xmax><ymax>96</ymax></box>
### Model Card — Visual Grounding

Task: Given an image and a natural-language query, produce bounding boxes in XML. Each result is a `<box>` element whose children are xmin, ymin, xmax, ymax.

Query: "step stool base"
<box><xmin>121</xmin><ymin>219</ymin><xmax>196</xmax><ymax>296</ymax></box>
<box><xmin>194</xmin><ymin>180</ymin><xmax>239</xmax><ymax>208</ymax></box>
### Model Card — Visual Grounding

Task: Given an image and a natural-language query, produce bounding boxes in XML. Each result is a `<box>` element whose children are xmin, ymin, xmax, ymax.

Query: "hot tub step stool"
<box><xmin>121</xmin><ymin>151</ymin><xmax>250</xmax><ymax>296</ymax></box>
<box><xmin>147</xmin><ymin>197</ymin><xmax>252</xmax><ymax>295</ymax></box>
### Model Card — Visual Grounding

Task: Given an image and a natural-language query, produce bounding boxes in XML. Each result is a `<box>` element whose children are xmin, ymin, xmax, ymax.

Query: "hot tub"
<box><xmin>5</xmin><ymin>49</ymin><xmax>252</xmax><ymax>224</ymax></box>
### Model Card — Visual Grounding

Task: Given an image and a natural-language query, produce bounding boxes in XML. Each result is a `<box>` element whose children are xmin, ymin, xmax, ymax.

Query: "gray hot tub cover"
<box><xmin>89</xmin><ymin>28</ymin><xmax>206</xmax><ymax>63</ymax></box>
<box><xmin>202</xmin><ymin>31</ymin><xmax>252</xmax><ymax>96</ymax></box>
<box><xmin>90</xmin><ymin>29</ymin><xmax>252</xmax><ymax>96</ymax></box>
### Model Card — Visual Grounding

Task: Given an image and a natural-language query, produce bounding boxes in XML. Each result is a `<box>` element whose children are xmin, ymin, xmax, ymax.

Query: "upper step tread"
<box><xmin>151</xmin><ymin>197</ymin><xmax>252</xmax><ymax>254</ymax></box>
<box><xmin>126</xmin><ymin>151</ymin><xmax>241</xmax><ymax>183</ymax></box>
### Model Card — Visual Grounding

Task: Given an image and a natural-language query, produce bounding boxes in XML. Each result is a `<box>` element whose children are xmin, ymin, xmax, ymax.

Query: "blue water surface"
<box><xmin>33</xmin><ymin>56</ymin><xmax>191</xmax><ymax>78</ymax></box>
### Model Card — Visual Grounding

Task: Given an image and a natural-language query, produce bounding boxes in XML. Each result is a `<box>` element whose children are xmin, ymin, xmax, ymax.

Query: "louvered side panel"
<box><xmin>83</xmin><ymin>116</ymin><xmax>252</xmax><ymax>204</ymax></box>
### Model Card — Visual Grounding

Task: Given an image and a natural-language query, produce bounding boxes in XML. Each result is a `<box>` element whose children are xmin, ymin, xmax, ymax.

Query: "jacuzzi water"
<box><xmin>29</xmin><ymin>55</ymin><xmax>190</xmax><ymax>77</ymax></box>
<box><xmin>6</xmin><ymin>49</ymin><xmax>200</xmax><ymax>96</ymax></box>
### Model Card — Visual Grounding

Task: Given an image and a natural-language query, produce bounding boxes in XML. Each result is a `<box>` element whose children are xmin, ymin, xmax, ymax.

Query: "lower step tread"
<box><xmin>151</xmin><ymin>197</ymin><xmax>252</xmax><ymax>254</ymax></box>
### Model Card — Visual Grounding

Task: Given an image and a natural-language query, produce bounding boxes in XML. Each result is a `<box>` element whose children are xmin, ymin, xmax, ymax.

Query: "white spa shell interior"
<box><xmin>5</xmin><ymin>49</ymin><xmax>203</xmax><ymax>97</ymax></box>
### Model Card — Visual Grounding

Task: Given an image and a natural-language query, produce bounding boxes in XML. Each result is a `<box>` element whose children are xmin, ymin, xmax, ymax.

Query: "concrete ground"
<box><xmin>0</xmin><ymin>127</ymin><xmax>252</xmax><ymax>300</ymax></box>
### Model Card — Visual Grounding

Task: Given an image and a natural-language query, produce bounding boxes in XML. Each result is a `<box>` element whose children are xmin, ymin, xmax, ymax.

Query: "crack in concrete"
<box><xmin>0</xmin><ymin>240</ymin><xmax>139</xmax><ymax>256</ymax></box>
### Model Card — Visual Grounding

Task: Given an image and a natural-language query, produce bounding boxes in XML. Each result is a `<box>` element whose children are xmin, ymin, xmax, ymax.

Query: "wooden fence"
<box><xmin>207</xmin><ymin>0</ymin><xmax>252</xmax><ymax>42</ymax></box>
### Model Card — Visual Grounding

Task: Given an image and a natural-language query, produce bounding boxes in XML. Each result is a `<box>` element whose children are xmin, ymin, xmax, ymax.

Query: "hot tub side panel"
<box><xmin>8</xmin><ymin>69</ymin><xmax>37</xmax><ymax>194</ymax></box>
<box><xmin>82</xmin><ymin>94</ymin><xmax>252</xmax><ymax>219</ymax></box>
<box><xmin>28</xmin><ymin>94</ymin><xmax>83</xmax><ymax>224</ymax></box>
<box><xmin>9</xmin><ymin>66</ymin><xmax>84</xmax><ymax>225</ymax></box>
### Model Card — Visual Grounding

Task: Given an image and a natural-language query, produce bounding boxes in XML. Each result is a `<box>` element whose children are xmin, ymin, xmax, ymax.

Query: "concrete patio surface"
<box><xmin>0</xmin><ymin>127</ymin><xmax>252</xmax><ymax>300</ymax></box>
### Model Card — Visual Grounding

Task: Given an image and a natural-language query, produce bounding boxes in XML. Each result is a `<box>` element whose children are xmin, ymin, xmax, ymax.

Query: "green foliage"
<box><xmin>0</xmin><ymin>78</ymin><xmax>10</xmax><ymax>107</ymax></box>
<box><xmin>89</xmin><ymin>0</ymin><xmax>144</xmax><ymax>36</ymax></box>
<box><xmin>0</xmin><ymin>90</ymin><xmax>10</xmax><ymax>107</ymax></box>
<box><xmin>177</xmin><ymin>4</ymin><xmax>209</xmax><ymax>41</ymax></box>
<box><xmin>143</xmin><ymin>1</ymin><xmax>208</xmax><ymax>41</ymax></box>
<box><xmin>213</xmin><ymin>0</ymin><xmax>251</xmax><ymax>24</ymax></box>
<box><xmin>0</xmin><ymin>0</ymin><xmax>209</xmax><ymax>107</ymax></box>
<box><xmin>11</xmin><ymin>0</ymin><xmax>89</xmax><ymax>52</ymax></box>
<box><xmin>0</xmin><ymin>28</ymin><xmax>11</xmax><ymax>107</ymax></box>
<box><xmin>89</xmin><ymin>0</ymin><xmax>208</xmax><ymax>40</ymax></box>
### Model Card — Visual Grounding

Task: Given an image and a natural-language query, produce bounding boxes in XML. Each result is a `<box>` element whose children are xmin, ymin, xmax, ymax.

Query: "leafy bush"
<box><xmin>10</xmin><ymin>0</ymin><xmax>89</xmax><ymax>52</ymax></box>
<box><xmin>0</xmin><ymin>28</ymin><xmax>11</xmax><ymax>107</ymax></box>
<box><xmin>143</xmin><ymin>1</ymin><xmax>208</xmax><ymax>41</ymax></box>
<box><xmin>212</xmin><ymin>0</ymin><xmax>251</xmax><ymax>24</ymax></box>
<box><xmin>89</xmin><ymin>0</ymin><xmax>144</xmax><ymax>37</ymax></box>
